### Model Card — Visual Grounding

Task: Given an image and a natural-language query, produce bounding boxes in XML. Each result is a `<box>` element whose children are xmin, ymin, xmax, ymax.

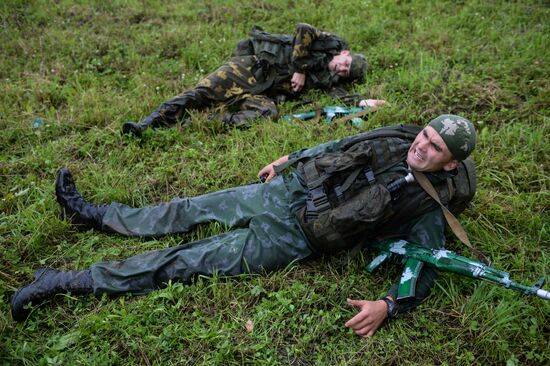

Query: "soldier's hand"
<box><xmin>291</xmin><ymin>72</ymin><xmax>306</xmax><ymax>92</ymax></box>
<box><xmin>358</xmin><ymin>99</ymin><xmax>387</xmax><ymax>109</ymax></box>
<box><xmin>345</xmin><ymin>298</ymin><xmax>388</xmax><ymax>337</ymax></box>
<box><xmin>258</xmin><ymin>155</ymin><xmax>289</xmax><ymax>183</ymax></box>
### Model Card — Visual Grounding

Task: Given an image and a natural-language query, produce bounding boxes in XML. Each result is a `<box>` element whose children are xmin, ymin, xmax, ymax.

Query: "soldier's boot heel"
<box><xmin>55</xmin><ymin>168</ymin><xmax>109</xmax><ymax>231</ymax></box>
<box><xmin>122</xmin><ymin>112</ymin><xmax>164</xmax><ymax>137</ymax></box>
<box><xmin>121</xmin><ymin>121</ymin><xmax>144</xmax><ymax>136</ymax></box>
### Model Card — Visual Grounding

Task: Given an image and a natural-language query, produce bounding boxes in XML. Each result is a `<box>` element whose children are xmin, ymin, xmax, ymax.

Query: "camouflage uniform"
<box><xmin>144</xmin><ymin>23</ymin><xmax>360</xmax><ymax>128</ymax></box>
<box><xmin>93</xmin><ymin>174</ymin><xmax>312</xmax><ymax>295</ymax></box>
<box><xmin>92</xmin><ymin>134</ymin><xmax>448</xmax><ymax>314</ymax></box>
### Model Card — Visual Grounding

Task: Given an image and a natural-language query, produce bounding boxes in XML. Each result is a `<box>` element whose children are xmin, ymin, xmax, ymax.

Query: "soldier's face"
<box><xmin>329</xmin><ymin>51</ymin><xmax>352</xmax><ymax>78</ymax></box>
<box><xmin>407</xmin><ymin>126</ymin><xmax>458</xmax><ymax>172</ymax></box>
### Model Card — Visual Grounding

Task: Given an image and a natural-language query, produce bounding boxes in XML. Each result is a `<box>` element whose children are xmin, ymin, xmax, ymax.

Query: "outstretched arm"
<box><xmin>327</xmin><ymin>87</ymin><xmax>387</xmax><ymax>108</ymax></box>
<box><xmin>385</xmin><ymin>210</ymin><xmax>445</xmax><ymax>313</ymax></box>
<box><xmin>359</xmin><ymin>99</ymin><xmax>387</xmax><ymax>109</ymax></box>
<box><xmin>345</xmin><ymin>211</ymin><xmax>446</xmax><ymax>337</ymax></box>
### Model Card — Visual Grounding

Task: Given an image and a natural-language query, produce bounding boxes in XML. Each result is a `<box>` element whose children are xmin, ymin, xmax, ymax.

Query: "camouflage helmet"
<box><xmin>428</xmin><ymin>114</ymin><xmax>476</xmax><ymax>161</ymax></box>
<box><xmin>349</xmin><ymin>53</ymin><xmax>367</xmax><ymax>81</ymax></box>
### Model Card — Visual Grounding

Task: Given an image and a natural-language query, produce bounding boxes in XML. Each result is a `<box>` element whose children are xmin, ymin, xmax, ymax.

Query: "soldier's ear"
<box><xmin>340</xmin><ymin>50</ymin><xmax>350</xmax><ymax>56</ymax></box>
<box><xmin>443</xmin><ymin>160</ymin><xmax>459</xmax><ymax>171</ymax></box>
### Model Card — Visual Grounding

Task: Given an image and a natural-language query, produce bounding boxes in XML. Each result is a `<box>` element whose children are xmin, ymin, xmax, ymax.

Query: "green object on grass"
<box><xmin>281</xmin><ymin>105</ymin><xmax>368</xmax><ymax>125</ymax></box>
<box><xmin>367</xmin><ymin>239</ymin><xmax>550</xmax><ymax>301</ymax></box>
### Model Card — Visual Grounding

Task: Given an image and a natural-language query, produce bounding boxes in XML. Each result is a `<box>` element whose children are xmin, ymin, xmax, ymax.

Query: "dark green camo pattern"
<box><xmin>93</xmin><ymin>135</ymin><xmax>448</xmax><ymax>313</ymax></box>
<box><xmin>93</xmin><ymin>174</ymin><xmax>312</xmax><ymax>295</ymax></box>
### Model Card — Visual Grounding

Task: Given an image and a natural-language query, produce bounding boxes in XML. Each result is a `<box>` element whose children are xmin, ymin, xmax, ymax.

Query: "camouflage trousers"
<box><xmin>149</xmin><ymin>55</ymin><xmax>279</xmax><ymax>128</ymax></box>
<box><xmin>91</xmin><ymin>174</ymin><xmax>311</xmax><ymax>296</ymax></box>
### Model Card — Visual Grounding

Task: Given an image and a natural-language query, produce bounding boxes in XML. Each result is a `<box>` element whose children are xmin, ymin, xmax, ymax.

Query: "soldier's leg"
<box><xmin>102</xmin><ymin>175</ymin><xmax>291</xmax><ymax>237</ymax></box>
<box><xmin>175</xmin><ymin>55</ymin><xmax>258</xmax><ymax>120</ymax></box>
<box><xmin>12</xmin><ymin>173</ymin><xmax>308</xmax><ymax>320</ymax></box>
<box><xmin>122</xmin><ymin>56</ymin><xmax>257</xmax><ymax>136</ymax></box>
<box><xmin>121</xmin><ymin>86</ymin><xmax>215</xmax><ymax>136</ymax></box>
<box><xmin>11</xmin><ymin>211</ymin><xmax>310</xmax><ymax>321</ymax></box>
<box><xmin>222</xmin><ymin>94</ymin><xmax>278</xmax><ymax>128</ymax></box>
<box><xmin>92</xmin><ymin>209</ymin><xmax>312</xmax><ymax>296</ymax></box>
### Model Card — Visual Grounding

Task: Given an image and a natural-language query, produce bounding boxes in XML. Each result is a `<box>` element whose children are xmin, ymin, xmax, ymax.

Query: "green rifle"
<box><xmin>366</xmin><ymin>239</ymin><xmax>550</xmax><ymax>301</ymax></box>
<box><xmin>281</xmin><ymin>105</ymin><xmax>369</xmax><ymax>127</ymax></box>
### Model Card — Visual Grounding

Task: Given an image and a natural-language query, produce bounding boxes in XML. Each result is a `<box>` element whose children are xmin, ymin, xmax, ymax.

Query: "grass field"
<box><xmin>1</xmin><ymin>0</ymin><xmax>549</xmax><ymax>365</ymax></box>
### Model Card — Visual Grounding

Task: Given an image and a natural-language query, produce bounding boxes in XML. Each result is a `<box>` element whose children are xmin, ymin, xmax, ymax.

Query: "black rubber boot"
<box><xmin>55</xmin><ymin>168</ymin><xmax>108</xmax><ymax>231</ymax></box>
<box><xmin>121</xmin><ymin>112</ymin><xmax>164</xmax><ymax>137</ymax></box>
<box><xmin>11</xmin><ymin>268</ymin><xmax>94</xmax><ymax>321</ymax></box>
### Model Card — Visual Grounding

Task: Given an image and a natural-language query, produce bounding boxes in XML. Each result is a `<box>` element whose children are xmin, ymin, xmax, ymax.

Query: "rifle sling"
<box><xmin>332</xmin><ymin>107</ymin><xmax>372</xmax><ymax>124</ymax></box>
<box><xmin>411</xmin><ymin>170</ymin><xmax>489</xmax><ymax>264</ymax></box>
<box><xmin>313</xmin><ymin>102</ymin><xmax>323</xmax><ymax>123</ymax></box>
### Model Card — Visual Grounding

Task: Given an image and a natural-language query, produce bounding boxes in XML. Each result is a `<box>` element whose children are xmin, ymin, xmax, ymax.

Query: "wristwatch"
<box><xmin>381</xmin><ymin>296</ymin><xmax>398</xmax><ymax>318</ymax></box>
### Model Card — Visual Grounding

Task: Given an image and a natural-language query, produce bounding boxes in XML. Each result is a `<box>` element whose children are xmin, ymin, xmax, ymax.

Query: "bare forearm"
<box><xmin>257</xmin><ymin>155</ymin><xmax>289</xmax><ymax>182</ymax></box>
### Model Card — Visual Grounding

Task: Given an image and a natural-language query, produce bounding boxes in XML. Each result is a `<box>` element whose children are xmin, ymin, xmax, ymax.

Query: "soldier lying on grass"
<box><xmin>122</xmin><ymin>23</ymin><xmax>385</xmax><ymax>137</ymax></box>
<box><xmin>12</xmin><ymin>115</ymin><xmax>476</xmax><ymax>337</ymax></box>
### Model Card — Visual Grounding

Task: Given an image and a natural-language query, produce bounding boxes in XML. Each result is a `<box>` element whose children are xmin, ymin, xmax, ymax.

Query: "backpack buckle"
<box><xmin>305</xmin><ymin>186</ymin><xmax>330</xmax><ymax>221</ymax></box>
<box><xmin>363</xmin><ymin>167</ymin><xmax>375</xmax><ymax>185</ymax></box>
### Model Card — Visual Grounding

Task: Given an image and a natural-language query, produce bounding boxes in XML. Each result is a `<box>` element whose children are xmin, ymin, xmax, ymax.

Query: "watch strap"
<box><xmin>381</xmin><ymin>296</ymin><xmax>398</xmax><ymax>318</ymax></box>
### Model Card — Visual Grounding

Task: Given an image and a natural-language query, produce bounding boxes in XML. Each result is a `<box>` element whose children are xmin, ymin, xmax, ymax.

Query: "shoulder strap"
<box><xmin>412</xmin><ymin>170</ymin><xmax>490</xmax><ymax>264</ymax></box>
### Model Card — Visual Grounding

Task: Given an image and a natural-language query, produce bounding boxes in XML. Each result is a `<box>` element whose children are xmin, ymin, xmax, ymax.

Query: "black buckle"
<box><xmin>305</xmin><ymin>186</ymin><xmax>330</xmax><ymax>221</ymax></box>
<box><xmin>334</xmin><ymin>184</ymin><xmax>344</xmax><ymax>202</ymax></box>
<box><xmin>364</xmin><ymin>167</ymin><xmax>375</xmax><ymax>185</ymax></box>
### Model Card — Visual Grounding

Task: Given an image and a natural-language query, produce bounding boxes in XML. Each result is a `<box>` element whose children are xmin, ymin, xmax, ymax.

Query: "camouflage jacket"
<box><xmin>287</xmin><ymin>134</ymin><xmax>453</xmax><ymax>315</ymax></box>
<box><xmin>236</xmin><ymin>23</ymin><xmax>364</xmax><ymax>105</ymax></box>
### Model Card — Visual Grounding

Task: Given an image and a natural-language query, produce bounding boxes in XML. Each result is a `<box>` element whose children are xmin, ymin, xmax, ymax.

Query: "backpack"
<box><xmin>294</xmin><ymin>124</ymin><xmax>477</xmax><ymax>253</ymax></box>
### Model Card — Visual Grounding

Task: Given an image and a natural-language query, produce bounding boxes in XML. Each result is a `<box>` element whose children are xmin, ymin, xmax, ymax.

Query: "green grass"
<box><xmin>1</xmin><ymin>0</ymin><xmax>549</xmax><ymax>365</ymax></box>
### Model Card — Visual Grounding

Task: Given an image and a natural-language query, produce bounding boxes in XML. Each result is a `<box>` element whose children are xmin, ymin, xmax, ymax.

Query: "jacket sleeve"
<box><xmin>291</xmin><ymin>23</ymin><xmax>322</xmax><ymax>73</ymax></box>
<box><xmin>386</xmin><ymin>209</ymin><xmax>446</xmax><ymax>314</ymax></box>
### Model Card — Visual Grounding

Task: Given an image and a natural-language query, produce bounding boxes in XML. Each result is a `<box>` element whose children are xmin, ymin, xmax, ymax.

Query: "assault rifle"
<box><xmin>367</xmin><ymin>239</ymin><xmax>550</xmax><ymax>301</ymax></box>
<box><xmin>281</xmin><ymin>105</ymin><xmax>369</xmax><ymax>127</ymax></box>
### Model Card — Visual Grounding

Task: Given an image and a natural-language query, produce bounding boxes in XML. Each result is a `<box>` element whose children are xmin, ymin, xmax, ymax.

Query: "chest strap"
<box><xmin>302</xmin><ymin>160</ymin><xmax>405</xmax><ymax>222</ymax></box>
